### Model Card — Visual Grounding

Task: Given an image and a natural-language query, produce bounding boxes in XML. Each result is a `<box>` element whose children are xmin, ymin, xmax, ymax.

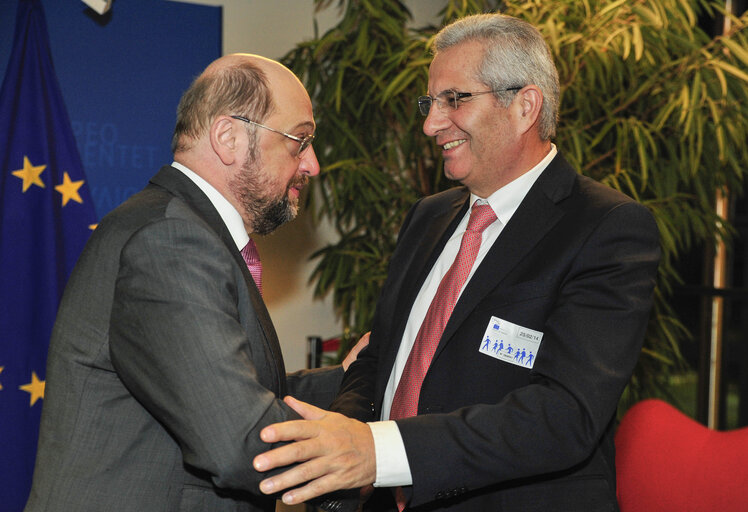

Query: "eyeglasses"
<box><xmin>417</xmin><ymin>88</ymin><xmax>523</xmax><ymax>116</ymax></box>
<box><xmin>230</xmin><ymin>115</ymin><xmax>314</xmax><ymax>157</ymax></box>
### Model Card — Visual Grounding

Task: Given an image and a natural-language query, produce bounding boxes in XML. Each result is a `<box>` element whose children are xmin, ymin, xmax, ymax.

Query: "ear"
<box><xmin>210</xmin><ymin>116</ymin><xmax>239</xmax><ymax>166</ymax></box>
<box><xmin>514</xmin><ymin>85</ymin><xmax>543</xmax><ymax>135</ymax></box>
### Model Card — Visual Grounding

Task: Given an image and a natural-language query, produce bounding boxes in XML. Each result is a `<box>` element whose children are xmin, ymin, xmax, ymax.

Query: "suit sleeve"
<box><xmin>396</xmin><ymin>201</ymin><xmax>659</xmax><ymax>506</ymax></box>
<box><xmin>108</xmin><ymin>216</ymin><xmax>295</xmax><ymax>493</ymax></box>
<box><xmin>287</xmin><ymin>365</ymin><xmax>344</xmax><ymax>409</ymax></box>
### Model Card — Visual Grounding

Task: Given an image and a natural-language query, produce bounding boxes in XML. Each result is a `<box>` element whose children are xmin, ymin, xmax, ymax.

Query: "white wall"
<box><xmin>171</xmin><ymin>0</ymin><xmax>440</xmax><ymax>373</ymax></box>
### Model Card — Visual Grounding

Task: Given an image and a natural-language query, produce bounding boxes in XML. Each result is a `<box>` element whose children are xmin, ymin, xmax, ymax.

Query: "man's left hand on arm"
<box><xmin>253</xmin><ymin>396</ymin><xmax>376</xmax><ymax>506</ymax></box>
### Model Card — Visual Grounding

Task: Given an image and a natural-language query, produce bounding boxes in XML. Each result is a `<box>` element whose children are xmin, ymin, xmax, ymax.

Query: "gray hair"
<box><xmin>171</xmin><ymin>61</ymin><xmax>273</xmax><ymax>155</ymax></box>
<box><xmin>433</xmin><ymin>13</ymin><xmax>560</xmax><ymax>140</ymax></box>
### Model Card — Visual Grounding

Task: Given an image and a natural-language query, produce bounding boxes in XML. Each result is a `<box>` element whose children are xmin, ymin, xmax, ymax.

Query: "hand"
<box><xmin>253</xmin><ymin>396</ymin><xmax>376</xmax><ymax>506</ymax></box>
<box><xmin>341</xmin><ymin>331</ymin><xmax>370</xmax><ymax>372</ymax></box>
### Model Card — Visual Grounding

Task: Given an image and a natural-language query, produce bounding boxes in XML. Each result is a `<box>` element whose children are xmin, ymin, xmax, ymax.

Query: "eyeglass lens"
<box><xmin>418</xmin><ymin>90</ymin><xmax>454</xmax><ymax>116</ymax></box>
<box><xmin>296</xmin><ymin>135</ymin><xmax>313</xmax><ymax>156</ymax></box>
<box><xmin>418</xmin><ymin>90</ymin><xmax>461</xmax><ymax>116</ymax></box>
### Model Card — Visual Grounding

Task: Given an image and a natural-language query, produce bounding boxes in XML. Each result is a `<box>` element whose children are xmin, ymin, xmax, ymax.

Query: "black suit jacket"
<box><xmin>330</xmin><ymin>153</ymin><xmax>660</xmax><ymax>511</ymax></box>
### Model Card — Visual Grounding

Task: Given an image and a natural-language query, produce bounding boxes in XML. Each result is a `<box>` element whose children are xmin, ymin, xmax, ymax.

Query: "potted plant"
<box><xmin>282</xmin><ymin>0</ymin><xmax>748</xmax><ymax>410</ymax></box>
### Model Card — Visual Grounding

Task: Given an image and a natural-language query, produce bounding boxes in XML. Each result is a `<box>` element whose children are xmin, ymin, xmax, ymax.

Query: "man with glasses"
<box><xmin>24</xmin><ymin>54</ymin><xmax>365</xmax><ymax>512</ymax></box>
<box><xmin>253</xmin><ymin>13</ymin><xmax>660</xmax><ymax>512</ymax></box>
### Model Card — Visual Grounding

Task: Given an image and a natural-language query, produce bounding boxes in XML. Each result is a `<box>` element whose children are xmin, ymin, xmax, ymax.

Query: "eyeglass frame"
<box><xmin>417</xmin><ymin>87</ymin><xmax>523</xmax><ymax>117</ymax></box>
<box><xmin>230</xmin><ymin>115</ymin><xmax>314</xmax><ymax>157</ymax></box>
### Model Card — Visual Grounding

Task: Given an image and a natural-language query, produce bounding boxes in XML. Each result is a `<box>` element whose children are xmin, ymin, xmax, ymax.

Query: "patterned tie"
<box><xmin>241</xmin><ymin>239</ymin><xmax>262</xmax><ymax>295</ymax></box>
<box><xmin>389</xmin><ymin>202</ymin><xmax>496</xmax><ymax>510</ymax></box>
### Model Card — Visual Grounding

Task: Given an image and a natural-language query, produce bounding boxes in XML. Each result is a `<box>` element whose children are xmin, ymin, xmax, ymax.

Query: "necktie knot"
<box><xmin>241</xmin><ymin>239</ymin><xmax>262</xmax><ymax>295</ymax></box>
<box><xmin>466</xmin><ymin>203</ymin><xmax>497</xmax><ymax>234</ymax></box>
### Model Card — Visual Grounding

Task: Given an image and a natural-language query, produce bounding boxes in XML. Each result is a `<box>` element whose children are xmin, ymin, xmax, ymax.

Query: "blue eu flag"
<box><xmin>0</xmin><ymin>1</ymin><xmax>97</xmax><ymax>509</ymax></box>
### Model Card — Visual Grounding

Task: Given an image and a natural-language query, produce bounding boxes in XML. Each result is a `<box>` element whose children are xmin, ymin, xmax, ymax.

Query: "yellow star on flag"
<box><xmin>19</xmin><ymin>371</ymin><xmax>45</xmax><ymax>406</ymax></box>
<box><xmin>55</xmin><ymin>171</ymin><xmax>85</xmax><ymax>206</ymax></box>
<box><xmin>11</xmin><ymin>156</ymin><xmax>46</xmax><ymax>192</ymax></box>
<box><xmin>0</xmin><ymin>366</ymin><xmax>4</xmax><ymax>391</ymax></box>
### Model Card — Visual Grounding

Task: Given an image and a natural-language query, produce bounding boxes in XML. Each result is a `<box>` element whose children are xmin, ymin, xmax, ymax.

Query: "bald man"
<box><xmin>24</xmin><ymin>54</ymin><xmax>362</xmax><ymax>512</ymax></box>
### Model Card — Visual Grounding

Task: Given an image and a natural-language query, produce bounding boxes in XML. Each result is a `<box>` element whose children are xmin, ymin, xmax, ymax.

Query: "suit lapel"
<box><xmin>380</xmin><ymin>193</ymin><xmax>470</xmax><ymax>378</ymax></box>
<box><xmin>395</xmin><ymin>194</ymin><xmax>469</xmax><ymax>321</ymax></box>
<box><xmin>433</xmin><ymin>155</ymin><xmax>577</xmax><ymax>362</ymax></box>
<box><xmin>149</xmin><ymin>166</ymin><xmax>287</xmax><ymax>396</ymax></box>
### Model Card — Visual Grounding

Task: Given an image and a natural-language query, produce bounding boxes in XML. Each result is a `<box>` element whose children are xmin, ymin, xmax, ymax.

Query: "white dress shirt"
<box><xmin>369</xmin><ymin>144</ymin><xmax>557</xmax><ymax>487</ymax></box>
<box><xmin>171</xmin><ymin>161</ymin><xmax>250</xmax><ymax>252</ymax></box>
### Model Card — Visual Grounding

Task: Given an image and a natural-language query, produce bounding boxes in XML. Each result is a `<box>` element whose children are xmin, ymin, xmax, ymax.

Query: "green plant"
<box><xmin>282</xmin><ymin>0</ymin><xmax>454</xmax><ymax>336</ymax></box>
<box><xmin>282</xmin><ymin>0</ymin><xmax>748</xmax><ymax>405</ymax></box>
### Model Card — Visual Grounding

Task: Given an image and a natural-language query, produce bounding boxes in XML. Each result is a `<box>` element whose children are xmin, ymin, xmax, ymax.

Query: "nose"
<box><xmin>298</xmin><ymin>145</ymin><xmax>320</xmax><ymax>177</ymax></box>
<box><xmin>422</xmin><ymin>104</ymin><xmax>451</xmax><ymax>137</ymax></box>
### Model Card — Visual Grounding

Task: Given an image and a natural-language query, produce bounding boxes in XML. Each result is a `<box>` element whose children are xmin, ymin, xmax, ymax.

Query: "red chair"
<box><xmin>615</xmin><ymin>398</ymin><xmax>748</xmax><ymax>512</ymax></box>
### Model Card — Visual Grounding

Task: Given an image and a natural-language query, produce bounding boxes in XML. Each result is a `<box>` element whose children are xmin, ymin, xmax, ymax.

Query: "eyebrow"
<box><xmin>428</xmin><ymin>88</ymin><xmax>461</xmax><ymax>97</ymax></box>
<box><xmin>290</xmin><ymin>121</ymin><xmax>315</xmax><ymax>133</ymax></box>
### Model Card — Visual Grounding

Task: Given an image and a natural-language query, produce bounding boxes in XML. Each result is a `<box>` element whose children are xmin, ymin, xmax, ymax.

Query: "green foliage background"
<box><xmin>282</xmin><ymin>0</ymin><xmax>748</xmax><ymax>406</ymax></box>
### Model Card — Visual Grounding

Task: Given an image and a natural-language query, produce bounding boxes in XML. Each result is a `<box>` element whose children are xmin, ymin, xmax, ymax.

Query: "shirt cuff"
<box><xmin>367</xmin><ymin>420</ymin><xmax>413</xmax><ymax>487</ymax></box>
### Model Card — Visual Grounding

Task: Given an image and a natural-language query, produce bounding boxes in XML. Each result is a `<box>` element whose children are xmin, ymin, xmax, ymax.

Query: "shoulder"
<box><xmin>395</xmin><ymin>186</ymin><xmax>468</xmax><ymax>240</ymax></box>
<box><xmin>419</xmin><ymin>186</ymin><xmax>469</xmax><ymax>209</ymax></box>
<box><xmin>561</xmin><ymin>175</ymin><xmax>661</xmax><ymax>257</ymax></box>
<box><xmin>575</xmin><ymin>173</ymin><xmax>638</xmax><ymax>208</ymax></box>
<box><xmin>87</xmin><ymin>181</ymin><xmax>223</xmax><ymax>273</ymax></box>
<box><xmin>539</xmin><ymin>152</ymin><xmax>653</xmax><ymax>225</ymax></box>
<box><xmin>573</xmin><ymin>174</ymin><xmax>656</xmax><ymax>230</ymax></box>
<box><xmin>405</xmin><ymin>186</ymin><xmax>468</xmax><ymax>221</ymax></box>
<box><xmin>541</xmin><ymin>153</ymin><xmax>640</xmax><ymax>212</ymax></box>
<box><xmin>537</xmin><ymin>154</ymin><xmax>658</xmax><ymax>240</ymax></box>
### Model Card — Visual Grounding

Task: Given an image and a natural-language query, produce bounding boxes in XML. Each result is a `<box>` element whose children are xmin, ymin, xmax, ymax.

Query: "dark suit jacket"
<box><xmin>25</xmin><ymin>166</ymin><xmax>342</xmax><ymax>512</ymax></box>
<box><xmin>330</xmin><ymin>153</ymin><xmax>660</xmax><ymax>511</ymax></box>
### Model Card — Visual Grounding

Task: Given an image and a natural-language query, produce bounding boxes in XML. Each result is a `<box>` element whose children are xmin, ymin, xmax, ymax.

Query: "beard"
<box><xmin>230</xmin><ymin>154</ymin><xmax>308</xmax><ymax>236</ymax></box>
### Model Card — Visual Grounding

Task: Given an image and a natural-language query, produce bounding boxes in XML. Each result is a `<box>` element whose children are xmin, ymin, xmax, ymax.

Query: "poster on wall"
<box><xmin>0</xmin><ymin>0</ymin><xmax>222</xmax><ymax>219</ymax></box>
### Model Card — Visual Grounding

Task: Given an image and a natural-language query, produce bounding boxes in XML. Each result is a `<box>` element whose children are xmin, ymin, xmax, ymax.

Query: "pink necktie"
<box><xmin>390</xmin><ymin>203</ymin><xmax>496</xmax><ymax>420</ymax></box>
<box><xmin>241</xmin><ymin>239</ymin><xmax>262</xmax><ymax>295</ymax></box>
<box><xmin>389</xmin><ymin>202</ymin><xmax>496</xmax><ymax>510</ymax></box>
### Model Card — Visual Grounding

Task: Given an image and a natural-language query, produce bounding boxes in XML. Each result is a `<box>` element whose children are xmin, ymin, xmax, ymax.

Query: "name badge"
<box><xmin>479</xmin><ymin>316</ymin><xmax>543</xmax><ymax>369</ymax></box>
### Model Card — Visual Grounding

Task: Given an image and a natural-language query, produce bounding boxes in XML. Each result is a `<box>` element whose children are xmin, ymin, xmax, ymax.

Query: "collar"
<box><xmin>171</xmin><ymin>161</ymin><xmax>250</xmax><ymax>251</ymax></box>
<box><xmin>471</xmin><ymin>143</ymin><xmax>557</xmax><ymax>225</ymax></box>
